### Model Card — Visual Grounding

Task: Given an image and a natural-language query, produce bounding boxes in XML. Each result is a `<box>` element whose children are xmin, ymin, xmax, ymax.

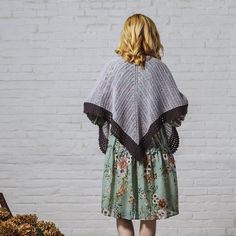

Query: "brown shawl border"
<box><xmin>84</xmin><ymin>102</ymin><xmax>188</xmax><ymax>162</ymax></box>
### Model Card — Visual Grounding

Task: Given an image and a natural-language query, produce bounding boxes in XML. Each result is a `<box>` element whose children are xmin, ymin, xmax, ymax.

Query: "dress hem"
<box><xmin>101</xmin><ymin>210</ymin><xmax>179</xmax><ymax>221</ymax></box>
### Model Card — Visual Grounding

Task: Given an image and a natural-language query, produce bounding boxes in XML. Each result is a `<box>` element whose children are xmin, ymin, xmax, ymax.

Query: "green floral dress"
<box><xmin>88</xmin><ymin>114</ymin><xmax>183</xmax><ymax>220</ymax></box>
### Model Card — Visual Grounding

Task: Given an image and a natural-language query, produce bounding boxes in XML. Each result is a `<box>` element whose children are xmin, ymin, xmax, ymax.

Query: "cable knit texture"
<box><xmin>83</xmin><ymin>55</ymin><xmax>188</xmax><ymax>162</ymax></box>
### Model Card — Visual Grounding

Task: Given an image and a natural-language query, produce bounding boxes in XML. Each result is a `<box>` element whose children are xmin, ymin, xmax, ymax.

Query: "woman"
<box><xmin>83</xmin><ymin>13</ymin><xmax>188</xmax><ymax>236</ymax></box>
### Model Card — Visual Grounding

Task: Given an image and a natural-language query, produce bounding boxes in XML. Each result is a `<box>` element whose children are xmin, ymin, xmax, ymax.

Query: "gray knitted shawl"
<box><xmin>83</xmin><ymin>55</ymin><xmax>188</xmax><ymax>162</ymax></box>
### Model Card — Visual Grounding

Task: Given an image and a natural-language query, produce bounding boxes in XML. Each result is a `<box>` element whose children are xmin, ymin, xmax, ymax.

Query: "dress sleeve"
<box><xmin>86</xmin><ymin>114</ymin><xmax>105</xmax><ymax>127</ymax></box>
<box><xmin>167</xmin><ymin>114</ymin><xmax>186</xmax><ymax>127</ymax></box>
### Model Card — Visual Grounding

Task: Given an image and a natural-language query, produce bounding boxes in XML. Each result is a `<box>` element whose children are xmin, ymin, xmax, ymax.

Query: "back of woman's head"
<box><xmin>115</xmin><ymin>13</ymin><xmax>164</xmax><ymax>68</ymax></box>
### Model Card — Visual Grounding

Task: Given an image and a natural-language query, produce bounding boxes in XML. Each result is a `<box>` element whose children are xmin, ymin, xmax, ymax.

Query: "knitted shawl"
<box><xmin>83</xmin><ymin>55</ymin><xmax>188</xmax><ymax>162</ymax></box>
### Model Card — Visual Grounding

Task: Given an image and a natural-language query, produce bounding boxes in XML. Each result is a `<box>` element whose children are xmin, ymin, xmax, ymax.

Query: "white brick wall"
<box><xmin>0</xmin><ymin>0</ymin><xmax>235</xmax><ymax>235</ymax></box>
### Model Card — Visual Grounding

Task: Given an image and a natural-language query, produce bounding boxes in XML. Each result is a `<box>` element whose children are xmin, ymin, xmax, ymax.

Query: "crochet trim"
<box><xmin>84</xmin><ymin>102</ymin><xmax>188</xmax><ymax>162</ymax></box>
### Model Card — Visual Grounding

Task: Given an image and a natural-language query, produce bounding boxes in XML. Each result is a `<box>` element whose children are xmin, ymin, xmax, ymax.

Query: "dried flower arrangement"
<box><xmin>0</xmin><ymin>207</ymin><xmax>64</xmax><ymax>236</ymax></box>
<box><xmin>0</xmin><ymin>192</ymin><xmax>64</xmax><ymax>236</ymax></box>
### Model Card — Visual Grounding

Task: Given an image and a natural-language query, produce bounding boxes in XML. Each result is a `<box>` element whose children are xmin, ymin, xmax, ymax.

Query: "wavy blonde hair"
<box><xmin>115</xmin><ymin>13</ymin><xmax>164</xmax><ymax>69</ymax></box>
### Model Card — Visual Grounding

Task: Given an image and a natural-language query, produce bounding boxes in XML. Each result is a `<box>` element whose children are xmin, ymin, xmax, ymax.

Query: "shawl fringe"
<box><xmin>84</xmin><ymin>102</ymin><xmax>188</xmax><ymax>162</ymax></box>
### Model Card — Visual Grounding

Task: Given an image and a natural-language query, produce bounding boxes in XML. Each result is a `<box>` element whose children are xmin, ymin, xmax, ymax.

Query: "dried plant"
<box><xmin>0</xmin><ymin>207</ymin><xmax>64</xmax><ymax>236</ymax></box>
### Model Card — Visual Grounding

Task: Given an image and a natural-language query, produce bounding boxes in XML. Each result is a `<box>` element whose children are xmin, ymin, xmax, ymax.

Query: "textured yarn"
<box><xmin>83</xmin><ymin>55</ymin><xmax>188</xmax><ymax>162</ymax></box>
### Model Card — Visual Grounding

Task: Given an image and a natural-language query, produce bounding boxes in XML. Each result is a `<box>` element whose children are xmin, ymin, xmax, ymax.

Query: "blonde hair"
<box><xmin>115</xmin><ymin>13</ymin><xmax>164</xmax><ymax>69</ymax></box>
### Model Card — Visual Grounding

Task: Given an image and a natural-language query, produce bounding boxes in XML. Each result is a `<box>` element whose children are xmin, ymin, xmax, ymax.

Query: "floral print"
<box><xmin>88</xmin><ymin>114</ymin><xmax>180</xmax><ymax>220</ymax></box>
<box><xmin>101</xmin><ymin>129</ymin><xmax>179</xmax><ymax>220</ymax></box>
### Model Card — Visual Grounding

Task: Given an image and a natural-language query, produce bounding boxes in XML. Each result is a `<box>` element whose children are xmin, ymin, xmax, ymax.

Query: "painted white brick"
<box><xmin>0</xmin><ymin>0</ymin><xmax>235</xmax><ymax>236</ymax></box>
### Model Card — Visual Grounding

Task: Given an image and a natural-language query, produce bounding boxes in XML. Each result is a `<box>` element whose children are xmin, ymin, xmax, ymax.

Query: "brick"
<box><xmin>0</xmin><ymin>1</ymin><xmax>235</xmax><ymax>236</ymax></box>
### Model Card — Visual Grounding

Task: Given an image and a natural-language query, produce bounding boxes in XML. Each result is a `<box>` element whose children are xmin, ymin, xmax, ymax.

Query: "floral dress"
<box><xmin>88</xmin><ymin>114</ymin><xmax>184</xmax><ymax>220</ymax></box>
